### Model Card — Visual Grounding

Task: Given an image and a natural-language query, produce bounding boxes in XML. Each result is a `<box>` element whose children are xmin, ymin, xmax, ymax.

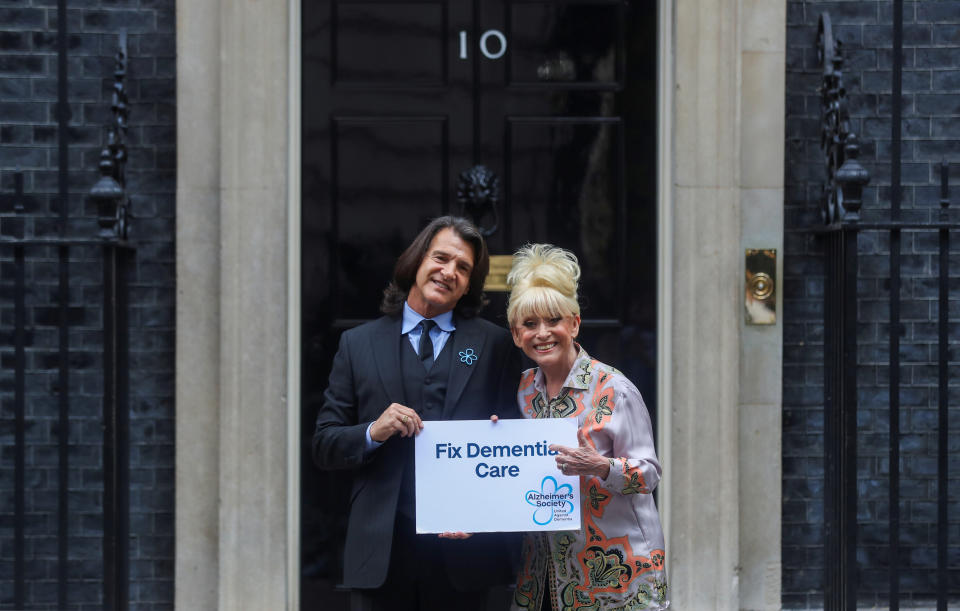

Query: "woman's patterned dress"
<box><xmin>511</xmin><ymin>347</ymin><xmax>668</xmax><ymax>611</ymax></box>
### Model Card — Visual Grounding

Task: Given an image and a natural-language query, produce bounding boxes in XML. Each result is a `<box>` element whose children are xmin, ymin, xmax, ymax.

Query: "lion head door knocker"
<box><xmin>456</xmin><ymin>165</ymin><xmax>500</xmax><ymax>237</ymax></box>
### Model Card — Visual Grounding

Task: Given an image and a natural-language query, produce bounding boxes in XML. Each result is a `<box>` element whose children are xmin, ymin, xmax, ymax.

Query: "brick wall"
<box><xmin>0</xmin><ymin>2</ymin><xmax>174</xmax><ymax>610</ymax></box>
<box><xmin>785</xmin><ymin>1</ymin><xmax>960</xmax><ymax>607</ymax></box>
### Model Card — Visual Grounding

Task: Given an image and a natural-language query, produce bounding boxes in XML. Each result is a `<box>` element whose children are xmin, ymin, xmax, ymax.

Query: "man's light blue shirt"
<box><xmin>364</xmin><ymin>302</ymin><xmax>456</xmax><ymax>451</ymax></box>
<box><xmin>402</xmin><ymin>301</ymin><xmax>455</xmax><ymax>358</ymax></box>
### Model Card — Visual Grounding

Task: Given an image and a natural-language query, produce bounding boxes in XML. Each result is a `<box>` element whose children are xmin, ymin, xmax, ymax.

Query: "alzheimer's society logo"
<box><xmin>526</xmin><ymin>476</ymin><xmax>575</xmax><ymax>525</ymax></box>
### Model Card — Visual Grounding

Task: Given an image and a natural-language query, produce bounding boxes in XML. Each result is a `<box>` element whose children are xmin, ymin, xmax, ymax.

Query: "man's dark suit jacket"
<box><xmin>312</xmin><ymin>313</ymin><xmax>520</xmax><ymax>590</ymax></box>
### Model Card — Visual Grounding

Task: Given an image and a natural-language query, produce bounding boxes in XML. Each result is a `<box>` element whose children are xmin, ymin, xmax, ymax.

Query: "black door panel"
<box><xmin>301</xmin><ymin>2</ymin><xmax>657</xmax><ymax>607</ymax></box>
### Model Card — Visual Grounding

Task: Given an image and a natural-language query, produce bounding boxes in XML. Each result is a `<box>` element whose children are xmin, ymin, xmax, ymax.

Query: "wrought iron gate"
<box><xmin>1</xmin><ymin>24</ymin><xmax>134</xmax><ymax>611</ymax></box>
<box><xmin>816</xmin><ymin>6</ymin><xmax>958</xmax><ymax>609</ymax></box>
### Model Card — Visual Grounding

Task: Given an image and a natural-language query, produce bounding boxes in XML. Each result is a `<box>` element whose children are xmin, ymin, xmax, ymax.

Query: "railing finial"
<box><xmin>89</xmin><ymin>30</ymin><xmax>130</xmax><ymax>240</ymax></box>
<box><xmin>817</xmin><ymin>12</ymin><xmax>870</xmax><ymax>226</ymax></box>
<box><xmin>836</xmin><ymin>135</ymin><xmax>869</xmax><ymax>222</ymax></box>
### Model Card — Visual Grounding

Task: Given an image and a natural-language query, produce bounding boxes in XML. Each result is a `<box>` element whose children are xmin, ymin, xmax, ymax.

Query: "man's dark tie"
<box><xmin>418</xmin><ymin>319</ymin><xmax>436</xmax><ymax>370</ymax></box>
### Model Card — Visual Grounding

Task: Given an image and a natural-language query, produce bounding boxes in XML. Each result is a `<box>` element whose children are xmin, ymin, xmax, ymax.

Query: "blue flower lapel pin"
<box><xmin>458</xmin><ymin>348</ymin><xmax>478</xmax><ymax>365</ymax></box>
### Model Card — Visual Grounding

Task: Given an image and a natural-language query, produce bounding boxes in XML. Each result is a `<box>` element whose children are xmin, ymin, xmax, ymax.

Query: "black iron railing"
<box><xmin>1</xmin><ymin>28</ymin><xmax>134</xmax><ymax>611</ymax></box>
<box><xmin>816</xmin><ymin>6</ymin><xmax>957</xmax><ymax>610</ymax></box>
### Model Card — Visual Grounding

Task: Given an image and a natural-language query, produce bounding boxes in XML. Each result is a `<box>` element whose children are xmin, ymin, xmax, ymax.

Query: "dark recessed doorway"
<box><xmin>300</xmin><ymin>1</ymin><xmax>658</xmax><ymax>607</ymax></box>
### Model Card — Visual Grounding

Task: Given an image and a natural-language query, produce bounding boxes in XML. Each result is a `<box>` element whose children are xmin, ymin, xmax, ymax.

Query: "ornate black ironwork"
<box><xmin>90</xmin><ymin>31</ymin><xmax>131</xmax><ymax>240</ymax></box>
<box><xmin>456</xmin><ymin>164</ymin><xmax>500</xmax><ymax>237</ymax></box>
<box><xmin>817</xmin><ymin>13</ymin><xmax>869</xmax><ymax>225</ymax></box>
<box><xmin>3</xmin><ymin>23</ymin><xmax>136</xmax><ymax>611</ymax></box>
<box><xmin>815</xmin><ymin>10</ymin><xmax>958</xmax><ymax>610</ymax></box>
<box><xmin>834</xmin><ymin>135</ymin><xmax>870</xmax><ymax>220</ymax></box>
<box><xmin>818</xmin><ymin>12</ymin><xmax>862</xmax><ymax>610</ymax></box>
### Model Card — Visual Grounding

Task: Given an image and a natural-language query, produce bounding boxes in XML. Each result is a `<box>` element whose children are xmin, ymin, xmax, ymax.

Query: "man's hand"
<box><xmin>369</xmin><ymin>403</ymin><xmax>423</xmax><ymax>442</ymax></box>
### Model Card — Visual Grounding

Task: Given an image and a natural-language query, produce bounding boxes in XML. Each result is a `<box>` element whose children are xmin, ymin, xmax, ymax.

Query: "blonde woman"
<box><xmin>506</xmin><ymin>244</ymin><xmax>668</xmax><ymax>611</ymax></box>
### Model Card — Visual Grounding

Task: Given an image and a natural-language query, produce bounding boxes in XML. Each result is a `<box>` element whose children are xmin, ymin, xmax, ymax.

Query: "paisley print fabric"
<box><xmin>511</xmin><ymin>347</ymin><xmax>669</xmax><ymax>611</ymax></box>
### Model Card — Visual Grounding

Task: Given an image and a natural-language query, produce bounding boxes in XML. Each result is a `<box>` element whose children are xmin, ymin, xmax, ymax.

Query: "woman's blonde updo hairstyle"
<box><xmin>506</xmin><ymin>243</ymin><xmax>581</xmax><ymax>326</ymax></box>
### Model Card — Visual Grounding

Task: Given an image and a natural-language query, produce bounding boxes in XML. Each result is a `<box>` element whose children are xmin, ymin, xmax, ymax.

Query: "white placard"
<box><xmin>414</xmin><ymin>418</ymin><xmax>581</xmax><ymax>533</ymax></box>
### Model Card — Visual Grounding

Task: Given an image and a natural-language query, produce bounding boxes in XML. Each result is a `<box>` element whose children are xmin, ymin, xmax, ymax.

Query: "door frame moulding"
<box><xmin>654</xmin><ymin>0</ymin><xmax>674</xmax><ymax>575</ymax></box>
<box><xmin>286</xmin><ymin>0</ymin><xmax>302</xmax><ymax>608</ymax></box>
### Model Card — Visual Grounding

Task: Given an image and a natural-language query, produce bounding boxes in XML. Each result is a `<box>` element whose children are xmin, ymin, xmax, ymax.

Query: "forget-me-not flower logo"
<box><xmin>526</xmin><ymin>476</ymin><xmax>574</xmax><ymax>525</ymax></box>
<box><xmin>459</xmin><ymin>348</ymin><xmax>478</xmax><ymax>365</ymax></box>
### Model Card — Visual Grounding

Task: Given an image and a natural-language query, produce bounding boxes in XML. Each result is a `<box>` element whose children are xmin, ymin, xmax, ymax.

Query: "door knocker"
<box><xmin>456</xmin><ymin>165</ymin><xmax>500</xmax><ymax>237</ymax></box>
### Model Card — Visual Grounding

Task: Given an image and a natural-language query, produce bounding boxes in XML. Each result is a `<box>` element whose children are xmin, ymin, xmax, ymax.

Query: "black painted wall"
<box><xmin>784</xmin><ymin>1</ymin><xmax>960</xmax><ymax>607</ymax></box>
<box><xmin>0</xmin><ymin>1</ymin><xmax>175</xmax><ymax>609</ymax></box>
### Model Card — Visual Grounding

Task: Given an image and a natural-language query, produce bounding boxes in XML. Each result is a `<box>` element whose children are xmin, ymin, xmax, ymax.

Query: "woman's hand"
<box><xmin>550</xmin><ymin>429</ymin><xmax>611</xmax><ymax>479</ymax></box>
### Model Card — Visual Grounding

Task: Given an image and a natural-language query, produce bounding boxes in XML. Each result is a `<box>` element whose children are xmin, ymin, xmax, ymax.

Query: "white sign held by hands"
<box><xmin>414</xmin><ymin>418</ymin><xmax>581</xmax><ymax>534</ymax></box>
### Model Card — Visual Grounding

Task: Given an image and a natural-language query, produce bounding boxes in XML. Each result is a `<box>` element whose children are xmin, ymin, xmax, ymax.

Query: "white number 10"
<box><xmin>459</xmin><ymin>29</ymin><xmax>507</xmax><ymax>60</ymax></box>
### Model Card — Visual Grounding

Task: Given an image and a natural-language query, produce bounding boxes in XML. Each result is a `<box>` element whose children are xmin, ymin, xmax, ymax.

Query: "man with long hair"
<box><xmin>313</xmin><ymin>216</ymin><xmax>520</xmax><ymax>611</ymax></box>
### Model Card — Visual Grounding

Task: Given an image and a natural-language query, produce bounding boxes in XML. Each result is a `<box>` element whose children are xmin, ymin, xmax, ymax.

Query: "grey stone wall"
<box><xmin>785</xmin><ymin>0</ymin><xmax>960</xmax><ymax>607</ymax></box>
<box><xmin>0</xmin><ymin>1</ymin><xmax>175</xmax><ymax>610</ymax></box>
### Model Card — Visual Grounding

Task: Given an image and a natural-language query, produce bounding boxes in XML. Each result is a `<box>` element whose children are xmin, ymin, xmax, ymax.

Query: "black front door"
<box><xmin>301</xmin><ymin>1</ymin><xmax>657</xmax><ymax>607</ymax></box>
